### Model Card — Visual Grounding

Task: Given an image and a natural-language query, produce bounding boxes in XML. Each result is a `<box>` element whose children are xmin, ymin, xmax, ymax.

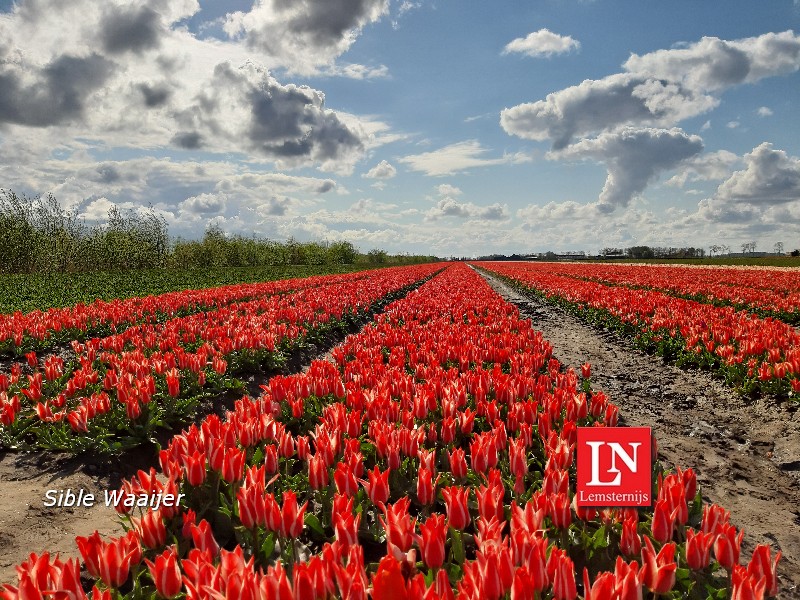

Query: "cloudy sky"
<box><xmin>1</xmin><ymin>0</ymin><xmax>799</xmax><ymax>256</ymax></box>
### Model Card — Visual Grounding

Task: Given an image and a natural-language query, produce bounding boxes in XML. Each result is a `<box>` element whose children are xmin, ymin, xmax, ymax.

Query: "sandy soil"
<box><xmin>0</xmin><ymin>451</ymin><xmax>141</xmax><ymax>582</ymax></box>
<box><xmin>479</xmin><ymin>269</ymin><xmax>800</xmax><ymax>597</ymax></box>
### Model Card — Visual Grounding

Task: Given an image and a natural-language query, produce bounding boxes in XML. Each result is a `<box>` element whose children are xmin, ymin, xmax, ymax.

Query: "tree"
<box><xmin>774</xmin><ymin>241</ymin><xmax>784</xmax><ymax>255</ymax></box>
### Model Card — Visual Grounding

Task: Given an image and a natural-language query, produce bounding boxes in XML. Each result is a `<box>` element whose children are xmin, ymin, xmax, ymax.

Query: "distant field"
<box><xmin>589</xmin><ymin>256</ymin><xmax>800</xmax><ymax>267</ymax></box>
<box><xmin>0</xmin><ymin>264</ymin><xmax>378</xmax><ymax>314</ymax></box>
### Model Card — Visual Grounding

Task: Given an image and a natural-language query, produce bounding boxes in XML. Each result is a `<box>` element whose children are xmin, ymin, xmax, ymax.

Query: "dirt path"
<box><xmin>479</xmin><ymin>269</ymin><xmax>800</xmax><ymax>596</ymax></box>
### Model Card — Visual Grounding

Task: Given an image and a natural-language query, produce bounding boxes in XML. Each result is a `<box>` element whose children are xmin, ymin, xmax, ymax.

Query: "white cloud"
<box><xmin>180</xmin><ymin>192</ymin><xmax>227</xmax><ymax>214</ymax></box>
<box><xmin>549</xmin><ymin>127</ymin><xmax>704</xmax><ymax>211</ymax></box>
<box><xmin>726</xmin><ymin>120</ymin><xmax>740</xmax><ymax>129</ymax></box>
<box><xmin>399</xmin><ymin>140</ymin><xmax>531</xmax><ymax>176</ymax></box>
<box><xmin>0</xmin><ymin>0</ymin><xmax>393</xmax><ymax>175</ymax></box>
<box><xmin>223</xmin><ymin>0</ymin><xmax>390</xmax><ymax>74</ymax></box>
<box><xmin>425</xmin><ymin>198</ymin><xmax>510</xmax><ymax>221</ymax></box>
<box><xmin>501</xmin><ymin>30</ymin><xmax>800</xmax><ymax>149</ymax></box>
<box><xmin>714</xmin><ymin>143</ymin><xmax>800</xmax><ymax>206</ymax></box>
<box><xmin>502</xmin><ymin>29</ymin><xmax>580</xmax><ymax>58</ymax></box>
<box><xmin>757</xmin><ymin>106</ymin><xmax>774</xmax><ymax>117</ymax></box>
<box><xmin>436</xmin><ymin>184</ymin><xmax>462</xmax><ymax>197</ymax></box>
<box><xmin>666</xmin><ymin>150</ymin><xmax>741</xmax><ymax>187</ymax></box>
<box><xmin>700</xmin><ymin>120</ymin><xmax>711</xmax><ymax>131</ymax></box>
<box><xmin>363</xmin><ymin>159</ymin><xmax>397</xmax><ymax>179</ymax></box>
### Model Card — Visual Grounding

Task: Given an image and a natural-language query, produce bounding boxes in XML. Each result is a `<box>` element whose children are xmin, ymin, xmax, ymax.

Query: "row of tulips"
<box><xmin>0</xmin><ymin>269</ymin><xmax>391</xmax><ymax>355</ymax></box>
<box><xmin>505</xmin><ymin>262</ymin><xmax>800</xmax><ymax>325</ymax></box>
<box><xmin>477</xmin><ymin>262</ymin><xmax>800</xmax><ymax>400</ymax></box>
<box><xmin>1</xmin><ymin>263</ymin><xmax>781</xmax><ymax>598</ymax></box>
<box><xmin>0</xmin><ymin>264</ymin><xmax>442</xmax><ymax>453</ymax></box>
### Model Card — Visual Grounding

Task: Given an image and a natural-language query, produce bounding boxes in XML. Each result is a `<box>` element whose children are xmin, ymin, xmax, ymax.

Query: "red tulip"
<box><xmin>372</xmin><ymin>556</ymin><xmax>409</xmax><ymax>600</ymax></box>
<box><xmin>714</xmin><ymin>522</ymin><xmax>744</xmax><ymax>571</ymax></box>
<box><xmin>651</xmin><ymin>498</ymin><xmax>675</xmax><ymax>544</ymax></box>
<box><xmin>685</xmin><ymin>528</ymin><xmax>714</xmax><ymax>570</ymax></box>
<box><xmin>619</xmin><ymin>515</ymin><xmax>641</xmax><ymax>557</ymax></box>
<box><xmin>144</xmin><ymin>547</ymin><xmax>182</xmax><ymax>599</ymax></box>
<box><xmin>419</xmin><ymin>513</ymin><xmax>447</xmax><ymax>569</ymax></box>
<box><xmin>132</xmin><ymin>510</ymin><xmax>166</xmax><ymax>550</ymax></box>
<box><xmin>308</xmin><ymin>453</ymin><xmax>329</xmax><ymax>490</ymax></box>
<box><xmin>746</xmin><ymin>544</ymin><xmax>781</xmax><ymax>597</ymax></box>
<box><xmin>416</xmin><ymin>467</ymin><xmax>437</xmax><ymax>506</ymax></box>
<box><xmin>280</xmin><ymin>490</ymin><xmax>307</xmax><ymax>539</ymax></box>
<box><xmin>641</xmin><ymin>536</ymin><xmax>677</xmax><ymax>594</ymax></box>
<box><xmin>441</xmin><ymin>486</ymin><xmax>470</xmax><ymax>530</ymax></box>
<box><xmin>362</xmin><ymin>465</ymin><xmax>390</xmax><ymax>508</ymax></box>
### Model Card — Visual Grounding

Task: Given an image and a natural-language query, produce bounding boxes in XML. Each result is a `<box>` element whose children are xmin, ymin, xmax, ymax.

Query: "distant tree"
<box><xmin>774</xmin><ymin>241</ymin><xmax>784</xmax><ymax>255</ymax></box>
<box><xmin>367</xmin><ymin>248</ymin><xmax>388</xmax><ymax>264</ymax></box>
<box><xmin>627</xmin><ymin>246</ymin><xmax>655</xmax><ymax>259</ymax></box>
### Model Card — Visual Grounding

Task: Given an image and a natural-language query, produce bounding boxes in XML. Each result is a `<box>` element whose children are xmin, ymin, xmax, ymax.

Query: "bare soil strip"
<box><xmin>479</xmin><ymin>269</ymin><xmax>800</xmax><ymax>596</ymax></box>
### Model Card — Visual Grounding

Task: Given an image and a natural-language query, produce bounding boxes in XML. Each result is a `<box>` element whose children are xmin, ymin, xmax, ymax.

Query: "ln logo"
<box><xmin>576</xmin><ymin>427</ymin><xmax>652</xmax><ymax>507</ymax></box>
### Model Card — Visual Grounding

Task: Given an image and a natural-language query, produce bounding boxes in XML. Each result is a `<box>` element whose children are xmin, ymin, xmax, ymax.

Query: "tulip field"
<box><xmin>0</xmin><ymin>262</ymin><xmax>787</xmax><ymax>598</ymax></box>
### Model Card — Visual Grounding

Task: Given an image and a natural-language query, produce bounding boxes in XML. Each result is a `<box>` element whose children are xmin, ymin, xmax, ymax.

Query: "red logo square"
<box><xmin>576</xmin><ymin>427</ymin><xmax>652</xmax><ymax>507</ymax></box>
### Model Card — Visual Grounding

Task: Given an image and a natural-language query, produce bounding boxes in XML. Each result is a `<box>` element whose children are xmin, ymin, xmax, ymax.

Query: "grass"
<box><xmin>0</xmin><ymin>264</ymin><xmax>383</xmax><ymax>314</ymax></box>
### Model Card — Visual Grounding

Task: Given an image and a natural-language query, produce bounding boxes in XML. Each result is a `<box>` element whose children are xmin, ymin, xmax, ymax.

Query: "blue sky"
<box><xmin>1</xmin><ymin>0</ymin><xmax>799</xmax><ymax>256</ymax></box>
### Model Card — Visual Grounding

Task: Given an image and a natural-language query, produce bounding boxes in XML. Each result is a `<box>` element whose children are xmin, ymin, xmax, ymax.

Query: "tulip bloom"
<box><xmin>144</xmin><ymin>547</ymin><xmax>182</xmax><ymax>599</ymax></box>
<box><xmin>685</xmin><ymin>528</ymin><xmax>714</xmax><ymax>570</ymax></box>
<box><xmin>280</xmin><ymin>490</ymin><xmax>308</xmax><ymax>539</ymax></box>
<box><xmin>619</xmin><ymin>515</ymin><xmax>642</xmax><ymax>557</ymax></box>
<box><xmin>651</xmin><ymin>499</ymin><xmax>675</xmax><ymax>544</ymax></box>
<box><xmin>747</xmin><ymin>544</ymin><xmax>781</xmax><ymax>597</ymax></box>
<box><xmin>372</xmin><ymin>556</ymin><xmax>409</xmax><ymax>600</ymax></box>
<box><xmin>441</xmin><ymin>486</ymin><xmax>470</xmax><ymax>530</ymax></box>
<box><xmin>362</xmin><ymin>465</ymin><xmax>390</xmax><ymax>508</ymax></box>
<box><xmin>419</xmin><ymin>514</ymin><xmax>447</xmax><ymax>569</ymax></box>
<box><xmin>641</xmin><ymin>536</ymin><xmax>677</xmax><ymax>594</ymax></box>
<box><xmin>714</xmin><ymin>523</ymin><xmax>744</xmax><ymax>571</ymax></box>
<box><xmin>132</xmin><ymin>510</ymin><xmax>167</xmax><ymax>550</ymax></box>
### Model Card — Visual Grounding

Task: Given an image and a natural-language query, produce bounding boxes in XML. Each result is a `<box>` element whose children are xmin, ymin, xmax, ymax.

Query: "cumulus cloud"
<box><xmin>714</xmin><ymin>143</ymin><xmax>800</xmax><ymax>205</ymax></box>
<box><xmin>173</xmin><ymin>62</ymin><xmax>365</xmax><ymax>170</ymax></box>
<box><xmin>0</xmin><ymin>53</ymin><xmax>114</xmax><ymax>127</ymax></box>
<box><xmin>100</xmin><ymin>6</ymin><xmax>164</xmax><ymax>55</ymax></box>
<box><xmin>223</xmin><ymin>0</ymin><xmax>390</xmax><ymax>73</ymax></box>
<box><xmin>363</xmin><ymin>159</ymin><xmax>397</xmax><ymax>179</ymax></box>
<box><xmin>550</xmin><ymin>127</ymin><xmax>704</xmax><ymax>211</ymax></box>
<box><xmin>425</xmin><ymin>198</ymin><xmax>509</xmax><ymax>221</ymax></box>
<box><xmin>180</xmin><ymin>192</ymin><xmax>227</xmax><ymax>214</ymax></box>
<box><xmin>502</xmin><ymin>29</ymin><xmax>580</xmax><ymax>58</ymax></box>
<box><xmin>757</xmin><ymin>106</ymin><xmax>773</xmax><ymax>117</ymax></box>
<box><xmin>0</xmin><ymin>0</ymin><xmax>384</xmax><ymax>173</ymax></box>
<box><xmin>666</xmin><ymin>149</ymin><xmax>740</xmax><ymax>187</ymax></box>
<box><xmin>399</xmin><ymin>140</ymin><xmax>530</xmax><ymax>176</ymax></box>
<box><xmin>436</xmin><ymin>184</ymin><xmax>462</xmax><ymax>197</ymax></box>
<box><xmin>501</xmin><ymin>30</ymin><xmax>800</xmax><ymax>149</ymax></box>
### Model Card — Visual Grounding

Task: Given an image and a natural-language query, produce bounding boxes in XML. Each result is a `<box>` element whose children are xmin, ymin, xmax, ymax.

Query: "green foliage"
<box><xmin>0</xmin><ymin>189</ymin><xmax>436</xmax><ymax>279</ymax></box>
<box><xmin>0</xmin><ymin>265</ymin><xmax>366</xmax><ymax>314</ymax></box>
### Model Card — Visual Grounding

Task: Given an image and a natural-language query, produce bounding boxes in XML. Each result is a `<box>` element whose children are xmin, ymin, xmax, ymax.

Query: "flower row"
<box><xmin>0</xmin><ymin>264</ymin><xmax>441</xmax><ymax>453</ymax></box>
<box><xmin>478</xmin><ymin>262</ymin><xmax>800</xmax><ymax>399</ymax></box>
<box><xmin>504</xmin><ymin>262</ymin><xmax>800</xmax><ymax>324</ymax></box>
<box><xmin>0</xmin><ymin>269</ymin><xmax>389</xmax><ymax>355</ymax></box>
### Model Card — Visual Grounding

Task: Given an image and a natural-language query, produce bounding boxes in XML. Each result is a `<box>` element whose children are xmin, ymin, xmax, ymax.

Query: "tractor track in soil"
<box><xmin>478</xmin><ymin>269</ymin><xmax>800</xmax><ymax>596</ymax></box>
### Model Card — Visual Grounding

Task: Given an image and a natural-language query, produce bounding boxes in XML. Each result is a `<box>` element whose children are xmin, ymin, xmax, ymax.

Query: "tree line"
<box><xmin>0</xmin><ymin>190</ymin><xmax>435</xmax><ymax>274</ymax></box>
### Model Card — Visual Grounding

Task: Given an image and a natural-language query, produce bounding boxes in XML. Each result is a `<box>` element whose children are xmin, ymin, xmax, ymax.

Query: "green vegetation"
<box><xmin>0</xmin><ymin>189</ymin><xmax>436</xmax><ymax>275</ymax></box>
<box><xmin>0</xmin><ymin>265</ymin><xmax>378</xmax><ymax>314</ymax></box>
<box><xmin>589</xmin><ymin>256</ymin><xmax>800</xmax><ymax>267</ymax></box>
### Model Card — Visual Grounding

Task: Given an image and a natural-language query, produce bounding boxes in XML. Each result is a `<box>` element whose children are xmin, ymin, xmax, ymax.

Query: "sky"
<box><xmin>1</xmin><ymin>0</ymin><xmax>799</xmax><ymax>257</ymax></box>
